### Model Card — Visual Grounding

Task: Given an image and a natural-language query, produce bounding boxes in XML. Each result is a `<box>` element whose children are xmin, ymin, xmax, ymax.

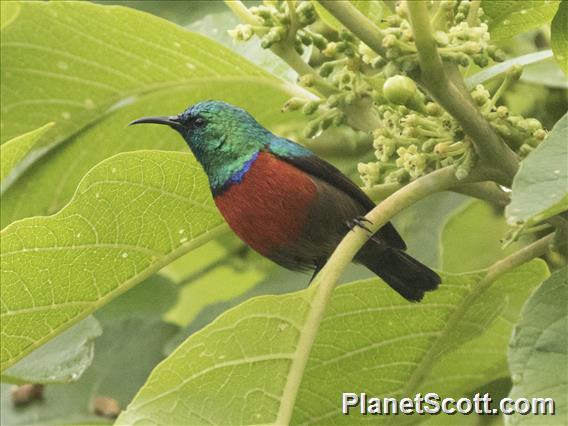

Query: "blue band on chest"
<box><xmin>228</xmin><ymin>151</ymin><xmax>259</xmax><ymax>185</ymax></box>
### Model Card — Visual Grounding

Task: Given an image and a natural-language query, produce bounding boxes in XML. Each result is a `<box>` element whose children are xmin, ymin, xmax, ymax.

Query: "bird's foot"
<box><xmin>346</xmin><ymin>216</ymin><xmax>373</xmax><ymax>234</ymax></box>
<box><xmin>346</xmin><ymin>216</ymin><xmax>384</xmax><ymax>245</ymax></box>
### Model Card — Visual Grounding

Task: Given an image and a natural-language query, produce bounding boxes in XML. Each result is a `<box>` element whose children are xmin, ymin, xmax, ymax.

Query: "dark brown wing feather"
<box><xmin>276</xmin><ymin>152</ymin><xmax>406</xmax><ymax>250</ymax></box>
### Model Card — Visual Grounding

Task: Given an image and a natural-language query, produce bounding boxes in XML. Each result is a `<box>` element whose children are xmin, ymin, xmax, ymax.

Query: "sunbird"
<box><xmin>130</xmin><ymin>101</ymin><xmax>440</xmax><ymax>301</ymax></box>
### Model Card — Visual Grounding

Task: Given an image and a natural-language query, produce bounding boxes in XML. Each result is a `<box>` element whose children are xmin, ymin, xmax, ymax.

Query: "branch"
<box><xmin>479</xmin><ymin>233</ymin><xmax>554</xmax><ymax>288</ymax></box>
<box><xmin>453</xmin><ymin>182</ymin><xmax>511</xmax><ymax>207</ymax></box>
<box><xmin>318</xmin><ymin>1</ymin><xmax>385</xmax><ymax>56</ymax></box>
<box><xmin>276</xmin><ymin>166</ymin><xmax>464</xmax><ymax>424</ymax></box>
<box><xmin>406</xmin><ymin>1</ymin><xmax>519</xmax><ymax>186</ymax></box>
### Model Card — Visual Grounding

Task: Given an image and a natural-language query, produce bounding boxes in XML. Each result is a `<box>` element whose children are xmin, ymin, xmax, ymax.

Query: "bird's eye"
<box><xmin>194</xmin><ymin>117</ymin><xmax>206</xmax><ymax>128</ymax></box>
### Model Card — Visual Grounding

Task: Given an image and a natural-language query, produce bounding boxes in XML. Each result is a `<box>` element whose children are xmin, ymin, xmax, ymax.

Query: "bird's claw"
<box><xmin>346</xmin><ymin>216</ymin><xmax>373</xmax><ymax>234</ymax></box>
<box><xmin>346</xmin><ymin>216</ymin><xmax>385</xmax><ymax>245</ymax></box>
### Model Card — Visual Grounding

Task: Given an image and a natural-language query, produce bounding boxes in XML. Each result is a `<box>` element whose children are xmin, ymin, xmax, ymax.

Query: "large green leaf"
<box><xmin>0</xmin><ymin>150</ymin><xmax>225</xmax><ymax>371</ymax></box>
<box><xmin>506</xmin><ymin>113</ymin><xmax>568</xmax><ymax>227</ymax></box>
<box><xmin>507</xmin><ymin>267</ymin><xmax>567</xmax><ymax>425</ymax></box>
<box><xmin>1</xmin><ymin>316</ymin><xmax>101</xmax><ymax>384</ymax></box>
<box><xmin>482</xmin><ymin>1</ymin><xmax>560</xmax><ymax>41</ymax></box>
<box><xmin>442</xmin><ymin>200</ymin><xmax>527</xmax><ymax>273</ymax></box>
<box><xmin>0</xmin><ymin>1</ymin><xmax>267</xmax><ymax>145</ymax></box>
<box><xmin>0</xmin><ymin>275</ymin><xmax>180</xmax><ymax>425</ymax></box>
<box><xmin>117</xmin><ymin>261</ymin><xmax>547</xmax><ymax>425</ymax></box>
<box><xmin>0</xmin><ymin>1</ymin><xmax>308</xmax><ymax>226</ymax></box>
<box><xmin>0</xmin><ymin>122</ymin><xmax>53</xmax><ymax>190</ymax></box>
<box><xmin>551</xmin><ymin>1</ymin><xmax>567</xmax><ymax>75</ymax></box>
<box><xmin>394</xmin><ymin>191</ymin><xmax>467</xmax><ymax>269</ymax></box>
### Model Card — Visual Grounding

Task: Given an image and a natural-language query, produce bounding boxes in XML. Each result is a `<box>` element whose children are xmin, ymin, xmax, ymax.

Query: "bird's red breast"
<box><xmin>214</xmin><ymin>152</ymin><xmax>317</xmax><ymax>256</ymax></box>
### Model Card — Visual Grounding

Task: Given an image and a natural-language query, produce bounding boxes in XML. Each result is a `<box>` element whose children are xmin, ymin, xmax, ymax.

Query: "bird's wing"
<box><xmin>268</xmin><ymin>138</ymin><xmax>407</xmax><ymax>250</ymax></box>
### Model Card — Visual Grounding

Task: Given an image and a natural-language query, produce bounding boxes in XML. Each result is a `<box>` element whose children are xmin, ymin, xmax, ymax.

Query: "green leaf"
<box><xmin>521</xmin><ymin>58</ymin><xmax>568</xmax><ymax>89</ymax></box>
<box><xmin>393</xmin><ymin>191</ymin><xmax>468</xmax><ymax>269</ymax></box>
<box><xmin>506</xmin><ymin>113</ymin><xmax>568</xmax><ymax>227</ymax></box>
<box><xmin>0</xmin><ymin>1</ymin><xmax>19</xmax><ymax>30</ymax></box>
<box><xmin>551</xmin><ymin>1</ymin><xmax>568</xmax><ymax>75</ymax></box>
<box><xmin>0</xmin><ymin>150</ymin><xmax>225</xmax><ymax>371</ymax></box>
<box><xmin>0</xmin><ymin>122</ymin><xmax>54</xmax><ymax>190</ymax></box>
<box><xmin>507</xmin><ymin>267</ymin><xmax>567</xmax><ymax>425</ymax></box>
<box><xmin>1</xmin><ymin>1</ymin><xmax>307</xmax><ymax>226</ymax></box>
<box><xmin>1</xmin><ymin>316</ymin><xmax>101</xmax><ymax>385</ymax></box>
<box><xmin>442</xmin><ymin>200</ymin><xmax>528</xmax><ymax>273</ymax></box>
<box><xmin>482</xmin><ymin>1</ymin><xmax>560</xmax><ymax>41</ymax></box>
<box><xmin>465</xmin><ymin>50</ymin><xmax>553</xmax><ymax>89</ymax></box>
<box><xmin>117</xmin><ymin>261</ymin><xmax>547</xmax><ymax>425</ymax></box>
<box><xmin>0</xmin><ymin>276</ymin><xmax>180</xmax><ymax>425</ymax></box>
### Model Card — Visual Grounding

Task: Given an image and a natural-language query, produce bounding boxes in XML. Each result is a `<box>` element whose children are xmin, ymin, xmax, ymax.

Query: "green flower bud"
<box><xmin>455</xmin><ymin>166</ymin><xmax>469</xmax><ymax>180</ymax></box>
<box><xmin>395</xmin><ymin>2</ymin><xmax>408</xmax><ymax>19</ymax></box>
<box><xmin>524</xmin><ymin>118</ymin><xmax>542</xmax><ymax>132</ymax></box>
<box><xmin>383</xmin><ymin>76</ymin><xmax>417</xmax><ymax>105</ymax></box>
<box><xmin>382</xmin><ymin>34</ymin><xmax>397</xmax><ymax>48</ymax></box>
<box><xmin>228</xmin><ymin>24</ymin><xmax>253</xmax><ymax>42</ymax></box>
<box><xmin>299</xmin><ymin>74</ymin><xmax>315</xmax><ymax>87</ymax></box>
<box><xmin>282</xmin><ymin>97</ymin><xmax>305</xmax><ymax>112</ymax></box>
<box><xmin>473</xmin><ymin>54</ymin><xmax>489</xmax><ymax>67</ymax></box>
<box><xmin>386</xmin><ymin>15</ymin><xmax>402</xmax><ymax>27</ymax></box>
<box><xmin>422</xmin><ymin>139</ymin><xmax>438</xmax><ymax>152</ymax></box>
<box><xmin>327</xmin><ymin>94</ymin><xmax>341</xmax><ymax>108</ymax></box>
<box><xmin>518</xmin><ymin>144</ymin><xmax>533</xmax><ymax>157</ymax></box>
<box><xmin>434</xmin><ymin>31</ymin><xmax>450</xmax><ymax>46</ymax></box>
<box><xmin>296</xmin><ymin>2</ymin><xmax>316</xmax><ymax>26</ymax></box>
<box><xmin>322</xmin><ymin>42</ymin><xmax>338</xmax><ymax>57</ymax></box>
<box><xmin>311</xmin><ymin>33</ymin><xmax>328</xmax><ymax>50</ymax></box>
<box><xmin>497</xmin><ymin>106</ymin><xmax>509</xmax><ymax>118</ymax></box>
<box><xmin>319</xmin><ymin>62</ymin><xmax>335</xmax><ymax>77</ymax></box>
<box><xmin>302</xmin><ymin>100</ymin><xmax>320</xmax><ymax>115</ymax></box>
<box><xmin>533</xmin><ymin>129</ymin><xmax>546</xmax><ymax>140</ymax></box>
<box><xmin>298</xmin><ymin>31</ymin><xmax>312</xmax><ymax>46</ymax></box>
<box><xmin>344</xmin><ymin>93</ymin><xmax>356</xmax><ymax>105</ymax></box>
<box><xmin>339</xmin><ymin>30</ymin><xmax>356</xmax><ymax>43</ymax></box>
<box><xmin>425</xmin><ymin>102</ymin><xmax>443</xmax><ymax>116</ymax></box>
<box><xmin>304</xmin><ymin>121</ymin><xmax>321</xmax><ymax>139</ymax></box>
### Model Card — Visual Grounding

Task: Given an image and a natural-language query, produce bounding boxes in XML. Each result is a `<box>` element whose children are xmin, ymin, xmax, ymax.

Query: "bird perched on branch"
<box><xmin>130</xmin><ymin>101</ymin><xmax>440</xmax><ymax>301</ymax></box>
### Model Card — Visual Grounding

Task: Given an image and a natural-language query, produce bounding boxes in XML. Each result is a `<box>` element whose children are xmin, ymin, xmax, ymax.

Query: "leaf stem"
<box><xmin>467</xmin><ymin>0</ymin><xmax>482</xmax><ymax>27</ymax></box>
<box><xmin>399</xmin><ymin>232</ymin><xmax>553</xmax><ymax>403</ymax></box>
<box><xmin>453</xmin><ymin>182</ymin><xmax>511</xmax><ymax>207</ymax></box>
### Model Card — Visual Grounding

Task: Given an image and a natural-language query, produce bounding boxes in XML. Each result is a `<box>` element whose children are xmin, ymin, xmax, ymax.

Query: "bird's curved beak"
<box><xmin>129</xmin><ymin>115</ymin><xmax>183</xmax><ymax>131</ymax></box>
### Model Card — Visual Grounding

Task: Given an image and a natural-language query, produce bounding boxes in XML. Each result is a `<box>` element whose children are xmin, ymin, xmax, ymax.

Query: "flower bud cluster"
<box><xmin>282</xmin><ymin>97</ymin><xmax>347</xmax><ymax>138</ymax></box>
<box><xmin>470</xmin><ymin>84</ymin><xmax>546</xmax><ymax>158</ymax></box>
<box><xmin>358</xmin><ymin>85</ymin><xmax>475</xmax><ymax>187</ymax></box>
<box><xmin>229</xmin><ymin>1</ymin><xmax>320</xmax><ymax>54</ymax></box>
<box><xmin>362</xmin><ymin>0</ymin><xmax>505</xmax><ymax>76</ymax></box>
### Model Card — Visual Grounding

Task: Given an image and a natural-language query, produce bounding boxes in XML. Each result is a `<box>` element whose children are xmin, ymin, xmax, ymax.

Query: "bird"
<box><xmin>130</xmin><ymin>100</ymin><xmax>440</xmax><ymax>301</ymax></box>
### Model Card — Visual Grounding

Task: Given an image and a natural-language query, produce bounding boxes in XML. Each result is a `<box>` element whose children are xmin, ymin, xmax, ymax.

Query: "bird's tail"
<box><xmin>358</xmin><ymin>247</ymin><xmax>440</xmax><ymax>302</ymax></box>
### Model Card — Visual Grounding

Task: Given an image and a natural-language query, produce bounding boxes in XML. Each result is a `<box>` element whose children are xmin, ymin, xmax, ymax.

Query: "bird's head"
<box><xmin>130</xmin><ymin>100</ymin><xmax>271</xmax><ymax>189</ymax></box>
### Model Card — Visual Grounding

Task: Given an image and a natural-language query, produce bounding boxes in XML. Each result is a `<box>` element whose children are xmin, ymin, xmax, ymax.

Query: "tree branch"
<box><xmin>406</xmin><ymin>1</ymin><xmax>519</xmax><ymax>186</ymax></box>
<box><xmin>453</xmin><ymin>182</ymin><xmax>511</xmax><ymax>207</ymax></box>
<box><xmin>318</xmin><ymin>1</ymin><xmax>386</xmax><ymax>56</ymax></box>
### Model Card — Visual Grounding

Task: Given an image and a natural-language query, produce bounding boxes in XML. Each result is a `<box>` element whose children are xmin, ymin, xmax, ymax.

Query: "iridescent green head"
<box><xmin>130</xmin><ymin>101</ymin><xmax>271</xmax><ymax>191</ymax></box>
